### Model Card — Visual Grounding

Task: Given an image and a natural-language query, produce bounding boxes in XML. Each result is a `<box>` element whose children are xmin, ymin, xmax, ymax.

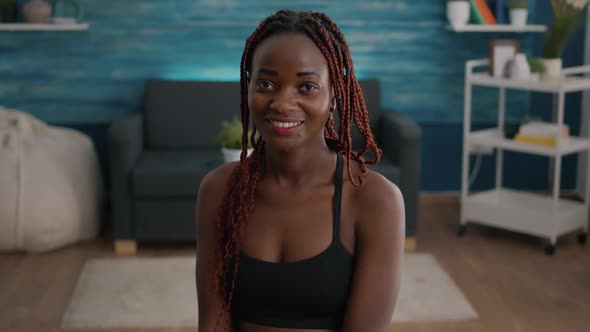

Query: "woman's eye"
<box><xmin>300</xmin><ymin>83</ymin><xmax>318</xmax><ymax>93</ymax></box>
<box><xmin>256</xmin><ymin>80</ymin><xmax>274</xmax><ymax>90</ymax></box>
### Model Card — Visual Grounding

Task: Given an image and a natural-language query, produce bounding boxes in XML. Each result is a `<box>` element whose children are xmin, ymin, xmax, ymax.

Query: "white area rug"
<box><xmin>61</xmin><ymin>253</ymin><xmax>477</xmax><ymax>329</ymax></box>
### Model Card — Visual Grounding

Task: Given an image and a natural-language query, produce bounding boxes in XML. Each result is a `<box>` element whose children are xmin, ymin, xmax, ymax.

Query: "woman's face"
<box><xmin>248</xmin><ymin>32</ymin><xmax>331</xmax><ymax>152</ymax></box>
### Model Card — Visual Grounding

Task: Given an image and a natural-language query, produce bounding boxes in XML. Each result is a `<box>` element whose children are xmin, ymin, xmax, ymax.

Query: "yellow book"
<box><xmin>513</xmin><ymin>134</ymin><xmax>568</xmax><ymax>147</ymax></box>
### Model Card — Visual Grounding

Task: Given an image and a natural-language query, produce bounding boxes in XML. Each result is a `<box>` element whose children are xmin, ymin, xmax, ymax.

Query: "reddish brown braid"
<box><xmin>213</xmin><ymin>9</ymin><xmax>382</xmax><ymax>331</ymax></box>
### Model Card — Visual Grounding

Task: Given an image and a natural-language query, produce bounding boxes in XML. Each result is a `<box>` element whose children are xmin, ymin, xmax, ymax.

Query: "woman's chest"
<box><xmin>240</xmin><ymin>184</ymin><xmax>356</xmax><ymax>263</ymax></box>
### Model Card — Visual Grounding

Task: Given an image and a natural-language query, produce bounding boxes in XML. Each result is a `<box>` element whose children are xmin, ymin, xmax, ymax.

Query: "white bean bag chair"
<box><xmin>0</xmin><ymin>108</ymin><xmax>104</xmax><ymax>253</ymax></box>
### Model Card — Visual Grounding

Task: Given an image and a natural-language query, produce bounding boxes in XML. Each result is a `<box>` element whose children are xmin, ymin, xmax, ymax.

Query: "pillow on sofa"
<box><xmin>0</xmin><ymin>108</ymin><xmax>104</xmax><ymax>253</ymax></box>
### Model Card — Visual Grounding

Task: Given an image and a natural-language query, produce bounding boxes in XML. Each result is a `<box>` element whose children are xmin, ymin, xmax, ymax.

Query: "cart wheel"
<box><xmin>577</xmin><ymin>233</ymin><xmax>587</xmax><ymax>245</ymax></box>
<box><xmin>544</xmin><ymin>244</ymin><xmax>555</xmax><ymax>256</ymax></box>
<box><xmin>457</xmin><ymin>225</ymin><xmax>467</xmax><ymax>237</ymax></box>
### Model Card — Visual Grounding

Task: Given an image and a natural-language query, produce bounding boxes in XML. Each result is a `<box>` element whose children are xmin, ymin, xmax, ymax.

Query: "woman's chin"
<box><xmin>265</xmin><ymin>141</ymin><xmax>299</xmax><ymax>153</ymax></box>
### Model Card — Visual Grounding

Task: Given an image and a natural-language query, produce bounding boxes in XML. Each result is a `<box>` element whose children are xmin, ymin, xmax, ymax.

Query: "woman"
<box><xmin>196</xmin><ymin>9</ymin><xmax>405</xmax><ymax>332</ymax></box>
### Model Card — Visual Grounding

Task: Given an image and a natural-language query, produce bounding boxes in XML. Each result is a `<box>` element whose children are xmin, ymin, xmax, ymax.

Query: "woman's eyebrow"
<box><xmin>257</xmin><ymin>68</ymin><xmax>320</xmax><ymax>77</ymax></box>
<box><xmin>258</xmin><ymin>68</ymin><xmax>278</xmax><ymax>76</ymax></box>
<box><xmin>297</xmin><ymin>71</ymin><xmax>319</xmax><ymax>77</ymax></box>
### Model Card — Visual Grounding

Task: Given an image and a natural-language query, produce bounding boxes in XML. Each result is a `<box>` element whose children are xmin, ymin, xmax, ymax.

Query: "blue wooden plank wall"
<box><xmin>5</xmin><ymin>0</ymin><xmax>582</xmax><ymax>192</ymax></box>
<box><xmin>0</xmin><ymin>0</ymin><xmax>536</xmax><ymax>125</ymax></box>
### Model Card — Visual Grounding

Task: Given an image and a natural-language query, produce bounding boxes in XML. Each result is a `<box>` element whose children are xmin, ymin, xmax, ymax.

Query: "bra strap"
<box><xmin>332</xmin><ymin>154</ymin><xmax>343</xmax><ymax>240</ymax></box>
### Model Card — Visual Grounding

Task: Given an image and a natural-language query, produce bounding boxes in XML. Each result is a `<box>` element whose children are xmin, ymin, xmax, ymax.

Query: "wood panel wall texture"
<box><xmin>0</xmin><ymin>0</ymin><xmax>532</xmax><ymax>124</ymax></box>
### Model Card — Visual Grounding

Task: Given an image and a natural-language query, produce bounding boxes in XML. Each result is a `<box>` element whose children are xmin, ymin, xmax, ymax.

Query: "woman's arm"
<box><xmin>341</xmin><ymin>172</ymin><xmax>406</xmax><ymax>332</ymax></box>
<box><xmin>196</xmin><ymin>162</ymin><xmax>239</xmax><ymax>332</ymax></box>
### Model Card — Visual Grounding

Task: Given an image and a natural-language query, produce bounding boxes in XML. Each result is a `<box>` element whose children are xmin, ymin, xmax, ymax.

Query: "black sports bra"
<box><xmin>228</xmin><ymin>154</ymin><xmax>355</xmax><ymax>329</ymax></box>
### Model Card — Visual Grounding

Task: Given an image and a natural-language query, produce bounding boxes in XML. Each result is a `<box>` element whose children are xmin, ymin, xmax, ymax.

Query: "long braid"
<box><xmin>214</xmin><ymin>10</ymin><xmax>381</xmax><ymax>331</ymax></box>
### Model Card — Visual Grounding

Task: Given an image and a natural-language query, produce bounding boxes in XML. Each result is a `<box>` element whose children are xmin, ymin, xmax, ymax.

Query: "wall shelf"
<box><xmin>0</xmin><ymin>23</ymin><xmax>89</xmax><ymax>31</ymax></box>
<box><xmin>449</xmin><ymin>24</ymin><xmax>547</xmax><ymax>33</ymax></box>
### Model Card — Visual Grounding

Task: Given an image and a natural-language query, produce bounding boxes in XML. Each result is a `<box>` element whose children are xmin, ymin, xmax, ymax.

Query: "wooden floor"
<box><xmin>1</xmin><ymin>193</ymin><xmax>589</xmax><ymax>332</ymax></box>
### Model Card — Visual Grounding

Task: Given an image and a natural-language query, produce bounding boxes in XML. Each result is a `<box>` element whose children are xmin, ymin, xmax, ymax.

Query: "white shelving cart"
<box><xmin>460</xmin><ymin>59</ymin><xmax>590</xmax><ymax>255</ymax></box>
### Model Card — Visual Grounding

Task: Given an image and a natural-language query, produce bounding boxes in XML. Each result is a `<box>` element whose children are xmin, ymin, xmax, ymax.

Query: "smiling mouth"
<box><xmin>266</xmin><ymin>119</ymin><xmax>304</xmax><ymax>135</ymax></box>
<box><xmin>268</xmin><ymin>120</ymin><xmax>304</xmax><ymax>128</ymax></box>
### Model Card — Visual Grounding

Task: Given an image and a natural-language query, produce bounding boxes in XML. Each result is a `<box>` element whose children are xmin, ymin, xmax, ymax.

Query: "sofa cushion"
<box><xmin>132</xmin><ymin>149</ymin><xmax>222</xmax><ymax>198</ymax></box>
<box><xmin>144</xmin><ymin>80</ymin><xmax>241</xmax><ymax>149</ymax></box>
<box><xmin>133</xmin><ymin>199</ymin><xmax>196</xmax><ymax>241</ymax></box>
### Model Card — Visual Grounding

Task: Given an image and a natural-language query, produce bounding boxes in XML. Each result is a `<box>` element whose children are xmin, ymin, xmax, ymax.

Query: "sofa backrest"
<box><xmin>144</xmin><ymin>80</ymin><xmax>241</xmax><ymax>149</ymax></box>
<box><xmin>143</xmin><ymin>79</ymin><xmax>381</xmax><ymax>150</ymax></box>
<box><xmin>348</xmin><ymin>79</ymin><xmax>381</xmax><ymax>149</ymax></box>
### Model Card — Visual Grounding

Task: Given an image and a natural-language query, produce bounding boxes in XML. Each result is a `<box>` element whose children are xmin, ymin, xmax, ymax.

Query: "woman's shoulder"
<box><xmin>344</xmin><ymin>158</ymin><xmax>404</xmax><ymax>221</ymax></box>
<box><xmin>198</xmin><ymin>160</ymin><xmax>240</xmax><ymax>198</ymax></box>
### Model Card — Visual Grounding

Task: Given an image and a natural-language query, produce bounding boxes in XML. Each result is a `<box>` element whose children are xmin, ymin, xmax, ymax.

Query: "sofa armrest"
<box><xmin>378</xmin><ymin>109</ymin><xmax>421</xmax><ymax>237</ymax></box>
<box><xmin>107</xmin><ymin>112</ymin><xmax>144</xmax><ymax>240</ymax></box>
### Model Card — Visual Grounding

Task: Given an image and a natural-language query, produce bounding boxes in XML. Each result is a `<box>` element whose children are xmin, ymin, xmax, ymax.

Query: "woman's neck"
<box><xmin>263</xmin><ymin>142</ymin><xmax>336</xmax><ymax>189</ymax></box>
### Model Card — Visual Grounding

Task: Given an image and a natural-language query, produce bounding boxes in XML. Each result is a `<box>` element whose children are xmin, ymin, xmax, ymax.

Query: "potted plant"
<box><xmin>0</xmin><ymin>0</ymin><xmax>17</xmax><ymax>23</ymax></box>
<box><xmin>446</xmin><ymin>0</ymin><xmax>470</xmax><ymax>30</ymax></box>
<box><xmin>217</xmin><ymin>117</ymin><xmax>254</xmax><ymax>163</ymax></box>
<box><xmin>528</xmin><ymin>57</ymin><xmax>545</xmax><ymax>82</ymax></box>
<box><xmin>507</xmin><ymin>0</ymin><xmax>528</xmax><ymax>27</ymax></box>
<box><xmin>541</xmin><ymin>0</ymin><xmax>589</xmax><ymax>80</ymax></box>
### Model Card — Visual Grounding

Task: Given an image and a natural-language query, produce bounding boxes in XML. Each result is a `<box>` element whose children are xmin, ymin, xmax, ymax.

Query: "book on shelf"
<box><xmin>513</xmin><ymin>121</ymin><xmax>570</xmax><ymax>147</ymax></box>
<box><xmin>491</xmin><ymin>0</ymin><xmax>506</xmax><ymax>24</ymax></box>
<box><xmin>469</xmin><ymin>0</ymin><xmax>497</xmax><ymax>24</ymax></box>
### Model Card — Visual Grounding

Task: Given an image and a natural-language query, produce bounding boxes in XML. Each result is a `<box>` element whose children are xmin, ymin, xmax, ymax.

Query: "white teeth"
<box><xmin>271</xmin><ymin>121</ymin><xmax>301</xmax><ymax>128</ymax></box>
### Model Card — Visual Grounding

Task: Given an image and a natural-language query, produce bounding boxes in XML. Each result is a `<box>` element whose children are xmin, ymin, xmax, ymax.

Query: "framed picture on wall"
<box><xmin>488</xmin><ymin>39</ymin><xmax>521</xmax><ymax>78</ymax></box>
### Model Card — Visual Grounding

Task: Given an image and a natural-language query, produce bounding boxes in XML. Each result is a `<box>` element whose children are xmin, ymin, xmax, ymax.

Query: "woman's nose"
<box><xmin>269</xmin><ymin>89</ymin><xmax>297</xmax><ymax>113</ymax></box>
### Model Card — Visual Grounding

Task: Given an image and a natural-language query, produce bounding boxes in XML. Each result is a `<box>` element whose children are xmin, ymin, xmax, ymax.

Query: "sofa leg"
<box><xmin>404</xmin><ymin>237</ymin><xmax>417</xmax><ymax>252</ymax></box>
<box><xmin>114</xmin><ymin>240</ymin><xmax>137</xmax><ymax>256</ymax></box>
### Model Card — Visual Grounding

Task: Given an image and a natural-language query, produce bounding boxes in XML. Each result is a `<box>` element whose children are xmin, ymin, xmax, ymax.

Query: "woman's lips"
<box><xmin>266</xmin><ymin>119</ymin><xmax>304</xmax><ymax>136</ymax></box>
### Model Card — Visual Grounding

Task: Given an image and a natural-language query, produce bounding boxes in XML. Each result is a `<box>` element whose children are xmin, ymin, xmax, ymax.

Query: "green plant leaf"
<box><xmin>217</xmin><ymin>117</ymin><xmax>256</xmax><ymax>150</ymax></box>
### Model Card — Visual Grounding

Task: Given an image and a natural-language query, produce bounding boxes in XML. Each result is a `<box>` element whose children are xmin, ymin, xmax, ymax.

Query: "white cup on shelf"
<box><xmin>447</xmin><ymin>0</ymin><xmax>470</xmax><ymax>29</ymax></box>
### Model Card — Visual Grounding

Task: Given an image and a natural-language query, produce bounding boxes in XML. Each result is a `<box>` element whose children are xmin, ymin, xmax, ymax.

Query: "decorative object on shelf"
<box><xmin>52</xmin><ymin>0</ymin><xmax>83</xmax><ymax>24</ymax></box>
<box><xmin>469</xmin><ymin>0</ymin><xmax>496</xmax><ymax>24</ymax></box>
<box><xmin>506</xmin><ymin>52</ymin><xmax>531</xmax><ymax>81</ymax></box>
<box><xmin>447</xmin><ymin>0</ymin><xmax>471</xmax><ymax>29</ymax></box>
<box><xmin>528</xmin><ymin>57</ymin><xmax>545</xmax><ymax>82</ymax></box>
<box><xmin>488</xmin><ymin>39</ymin><xmax>521</xmax><ymax>78</ymax></box>
<box><xmin>503</xmin><ymin>122</ymin><xmax>521</xmax><ymax>139</ymax></box>
<box><xmin>22</xmin><ymin>0</ymin><xmax>51</xmax><ymax>23</ymax></box>
<box><xmin>506</xmin><ymin>0</ymin><xmax>528</xmax><ymax>27</ymax></box>
<box><xmin>514</xmin><ymin>121</ymin><xmax>570</xmax><ymax>147</ymax></box>
<box><xmin>217</xmin><ymin>117</ymin><xmax>254</xmax><ymax>163</ymax></box>
<box><xmin>541</xmin><ymin>0</ymin><xmax>589</xmax><ymax>80</ymax></box>
<box><xmin>540</xmin><ymin>58</ymin><xmax>563</xmax><ymax>80</ymax></box>
<box><xmin>494</xmin><ymin>0</ymin><xmax>507</xmax><ymax>24</ymax></box>
<box><xmin>0</xmin><ymin>0</ymin><xmax>17</xmax><ymax>23</ymax></box>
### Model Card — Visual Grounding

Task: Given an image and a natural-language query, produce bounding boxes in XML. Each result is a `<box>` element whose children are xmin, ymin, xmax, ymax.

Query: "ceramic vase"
<box><xmin>540</xmin><ymin>58</ymin><xmax>562</xmax><ymax>81</ymax></box>
<box><xmin>509</xmin><ymin>9</ymin><xmax>528</xmax><ymax>27</ymax></box>
<box><xmin>447</xmin><ymin>1</ymin><xmax>470</xmax><ymax>29</ymax></box>
<box><xmin>221</xmin><ymin>148</ymin><xmax>253</xmax><ymax>163</ymax></box>
<box><xmin>508</xmin><ymin>53</ymin><xmax>530</xmax><ymax>81</ymax></box>
<box><xmin>23</xmin><ymin>0</ymin><xmax>52</xmax><ymax>23</ymax></box>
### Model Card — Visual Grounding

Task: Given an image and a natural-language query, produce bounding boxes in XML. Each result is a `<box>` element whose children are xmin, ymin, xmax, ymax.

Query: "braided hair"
<box><xmin>214</xmin><ymin>9</ymin><xmax>382</xmax><ymax>329</ymax></box>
